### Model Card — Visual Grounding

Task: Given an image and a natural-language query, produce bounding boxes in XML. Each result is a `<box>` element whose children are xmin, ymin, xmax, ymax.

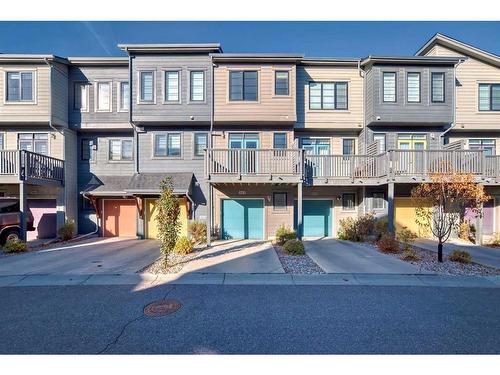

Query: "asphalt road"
<box><xmin>1</xmin><ymin>284</ymin><xmax>499</xmax><ymax>354</ymax></box>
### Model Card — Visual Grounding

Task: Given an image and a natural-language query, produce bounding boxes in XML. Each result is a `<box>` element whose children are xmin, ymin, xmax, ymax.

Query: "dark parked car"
<box><xmin>0</xmin><ymin>198</ymin><xmax>35</xmax><ymax>245</ymax></box>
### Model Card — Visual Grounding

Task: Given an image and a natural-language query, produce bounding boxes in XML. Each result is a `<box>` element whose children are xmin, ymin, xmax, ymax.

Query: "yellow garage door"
<box><xmin>394</xmin><ymin>197</ymin><xmax>432</xmax><ymax>237</ymax></box>
<box><xmin>145</xmin><ymin>197</ymin><xmax>188</xmax><ymax>239</ymax></box>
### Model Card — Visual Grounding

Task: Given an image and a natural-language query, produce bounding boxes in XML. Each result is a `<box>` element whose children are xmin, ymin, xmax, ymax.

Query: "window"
<box><xmin>119</xmin><ymin>82</ymin><xmax>129</xmax><ymax>111</ymax></box>
<box><xmin>229</xmin><ymin>71</ymin><xmax>258</xmax><ymax>101</ymax></box>
<box><xmin>302</xmin><ymin>138</ymin><xmax>330</xmax><ymax>155</ymax></box>
<box><xmin>154</xmin><ymin>133</ymin><xmax>182</xmax><ymax>157</ymax></box>
<box><xmin>6</xmin><ymin>71</ymin><xmax>34</xmax><ymax>102</ymax></box>
<box><xmin>96</xmin><ymin>82</ymin><xmax>111</xmax><ymax>111</ymax></box>
<box><xmin>74</xmin><ymin>83</ymin><xmax>88</xmax><ymax>111</ymax></box>
<box><xmin>81</xmin><ymin>138</ymin><xmax>96</xmax><ymax>161</ymax></box>
<box><xmin>383</xmin><ymin>72</ymin><xmax>396</xmax><ymax>102</ymax></box>
<box><xmin>407</xmin><ymin>72</ymin><xmax>420</xmax><ymax>103</ymax></box>
<box><xmin>0</xmin><ymin>133</ymin><xmax>4</xmax><ymax>150</ymax></box>
<box><xmin>18</xmin><ymin>133</ymin><xmax>48</xmax><ymax>155</ymax></box>
<box><xmin>273</xmin><ymin>133</ymin><xmax>288</xmax><ymax>149</ymax></box>
<box><xmin>342</xmin><ymin>193</ymin><xmax>356</xmax><ymax>211</ymax></box>
<box><xmin>479</xmin><ymin>83</ymin><xmax>500</xmax><ymax>111</ymax></box>
<box><xmin>165</xmin><ymin>71</ymin><xmax>180</xmax><ymax>102</ymax></box>
<box><xmin>275</xmin><ymin>71</ymin><xmax>289</xmax><ymax>95</ymax></box>
<box><xmin>140</xmin><ymin>71</ymin><xmax>154</xmax><ymax>102</ymax></box>
<box><xmin>431</xmin><ymin>72</ymin><xmax>445</xmax><ymax>103</ymax></box>
<box><xmin>372</xmin><ymin>193</ymin><xmax>385</xmax><ymax>210</ymax></box>
<box><xmin>373</xmin><ymin>133</ymin><xmax>386</xmax><ymax>153</ymax></box>
<box><xmin>109</xmin><ymin>139</ymin><xmax>133</xmax><ymax>161</ymax></box>
<box><xmin>190</xmin><ymin>71</ymin><xmax>205</xmax><ymax>101</ymax></box>
<box><xmin>309</xmin><ymin>82</ymin><xmax>348</xmax><ymax>110</ymax></box>
<box><xmin>469</xmin><ymin>139</ymin><xmax>496</xmax><ymax>156</ymax></box>
<box><xmin>273</xmin><ymin>193</ymin><xmax>287</xmax><ymax>211</ymax></box>
<box><xmin>342</xmin><ymin>139</ymin><xmax>355</xmax><ymax>155</ymax></box>
<box><xmin>194</xmin><ymin>133</ymin><xmax>207</xmax><ymax>157</ymax></box>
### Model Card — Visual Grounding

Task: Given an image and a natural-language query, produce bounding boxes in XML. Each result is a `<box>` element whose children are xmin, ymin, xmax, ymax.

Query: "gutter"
<box><xmin>81</xmin><ymin>192</ymin><xmax>99</xmax><ymax>237</ymax></box>
<box><xmin>127</xmin><ymin>51</ymin><xmax>140</xmax><ymax>175</ymax></box>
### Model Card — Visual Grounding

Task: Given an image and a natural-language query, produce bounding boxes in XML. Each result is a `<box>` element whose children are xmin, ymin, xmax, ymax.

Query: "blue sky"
<box><xmin>0</xmin><ymin>21</ymin><xmax>499</xmax><ymax>57</ymax></box>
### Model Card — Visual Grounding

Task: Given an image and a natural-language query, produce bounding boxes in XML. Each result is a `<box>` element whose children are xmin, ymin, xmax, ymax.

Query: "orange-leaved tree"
<box><xmin>411</xmin><ymin>173</ymin><xmax>490</xmax><ymax>262</ymax></box>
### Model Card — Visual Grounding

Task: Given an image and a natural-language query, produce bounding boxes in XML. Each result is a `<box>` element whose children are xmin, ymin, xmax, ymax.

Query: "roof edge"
<box><xmin>118</xmin><ymin>43</ymin><xmax>222</xmax><ymax>54</ymax></box>
<box><xmin>67</xmin><ymin>57</ymin><xmax>129</xmax><ymax>66</ymax></box>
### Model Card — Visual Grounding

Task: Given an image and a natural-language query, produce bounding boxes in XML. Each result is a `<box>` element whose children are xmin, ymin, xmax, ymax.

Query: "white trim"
<box><xmin>187</xmin><ymin>69</ymin><xmax>207</xmax><ymax>104</ymax></box>
<box><xmin>220</xmin><ymin>198</ymin><xmax>266</xmax><ymax>240</ymax></box>
<box><xmin>161</xmin><ymin>69</ymin><xmax>182</xmax><ymax>104</ymax></box>
<box><xmin>137</xmin><ymin>69</ymin><xmax>156</xmax><ymax>105</ymax></box>
<box><xmin>3</xmin><ymin>68</ymin><xmax>37</xmax><ymax>105</ymax></box>
<box><xmin>94</xmin><ymin>80</ymin><xmax>112</xmax><ymax>113</ymax></box>
<box><xmin>116</xmin><ymin>81</ymin><xmax>129</xmax><ymax>112</ymax></box>
<box><xmin>151</xmin><ymin>131</ymin><xmax>183</xmax><ymax>159</ymax></box>
<box><xmin>73</xmin><ymin>81</ymin><xmax>90</xmax><ymax>113</ymax></box>
<box><xmin>272</xmin><ymin>67</ymin><xmax>293</xmax><ymax>98</ymax></box>
<box><xmin>108</xmin><ymin>137</ymin><xmax>134</xmax><ymax>163</ymax></box>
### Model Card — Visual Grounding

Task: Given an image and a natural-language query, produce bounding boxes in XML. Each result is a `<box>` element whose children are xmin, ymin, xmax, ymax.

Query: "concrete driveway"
<box><xmin>414</xmin><ymin>239</ymin><xmax>500</xmax><ymax>269</ymax></box>
<box><xmin>0</xmin><ymin>237</ymin><xmax>160</xmax><ymax>276</ymax></box>
<box><xmin>183</xmin><ymin>240</ymin><xmax>284</xmax><ymax>273</ymax></box>
<box><xmin>304</xmin><ymin>239</ymin><xmax>423</xmax><ymax>274</ymax></box>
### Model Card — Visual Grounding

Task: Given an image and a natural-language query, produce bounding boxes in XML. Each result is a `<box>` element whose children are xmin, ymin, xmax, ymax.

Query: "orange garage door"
<box><xmin>103</xmin><ymin>199</ymin><xmax>137</xmax><ymax>237</ymax></box>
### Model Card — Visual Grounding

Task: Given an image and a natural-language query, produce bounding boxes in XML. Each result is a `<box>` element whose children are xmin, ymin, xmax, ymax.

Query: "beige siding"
<box><xmin>296</xmin><ymin>65</ymin><xmax>363</xmax><ymax>130</ymax></box>
<box><xmin>214</xmin><ymin>63</ymin><xmax>296</xmax><ymax>123</ymax></box>
<box><xmin>295</xmin><ymin>130</ymin><xmax>360</xmax><ymax>154</ymax></box>
<box><xmin>211</xmin><ymin>127</ymin><xmax>295</xmax><ymax>149</ymax></box>
<box><xmin>2</xmin><ymin>127</ymin><xmax>64</xmax><ymax>159</ymax></box>
<box><xmin>424</xmin><ymin>44</ymin><xmax>500</xmax><ymax>131</ymax></box>
<box><xmin>0</xmin><ymin>64</ymin><xmax>51</xmax><ymax>123</ymax></box>
<box><xmin>447</xmin><ymin>133</ymin><xmax>500</xmax><ymax>155</ymax></box>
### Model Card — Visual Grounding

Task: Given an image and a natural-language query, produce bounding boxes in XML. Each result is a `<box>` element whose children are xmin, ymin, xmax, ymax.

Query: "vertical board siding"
<box><xmin>51</xmin><ymin>62</ymin><xmax>69</xmax><ymax>127</ymax></box>
<box><xmin>63</xmin><ymin>128</ymin><xmax>78</xmax><ymax>229</ymax></box>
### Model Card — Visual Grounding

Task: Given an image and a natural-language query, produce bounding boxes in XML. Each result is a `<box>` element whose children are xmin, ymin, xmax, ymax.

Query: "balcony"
<box><xmin>0</xmin><ymin>150</ymin><xmax>65</xmax><ymax>186</ymax></box>
<box><xmin>205</xmin><ymin>149</ymin><xmax>303</xmax><ymax>183</ymax></box>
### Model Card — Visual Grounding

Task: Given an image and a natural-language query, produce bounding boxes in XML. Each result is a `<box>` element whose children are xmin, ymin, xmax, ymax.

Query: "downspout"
<box><xmin>78</xmin><ymin>192</ymin><xmax>99</xmax><ymax>238</ymax></box>
<box><xmin>439</xmin><ymin>59</ymin><xmax>464</xmax><ymax>145</ymax></box>
<box><xmin>127</xmin><ymin>51</ymin><xmax>139</xmax><ymax>174</ymax></box>
<box><xmin>185</xmin><ymin>189</ymin><xmax>195</xmax><ymax>219</ymax></box>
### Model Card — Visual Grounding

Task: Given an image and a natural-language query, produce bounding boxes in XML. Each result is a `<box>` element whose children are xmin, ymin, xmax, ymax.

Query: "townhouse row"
<box><xmin>1</xmin><ymin>33</ymin><xmax>499</xmax><ymax>245</ymax></box>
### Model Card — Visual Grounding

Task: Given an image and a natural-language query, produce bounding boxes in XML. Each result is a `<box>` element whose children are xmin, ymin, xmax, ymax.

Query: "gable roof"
<box><xmin>415</xmin><ymin>33</ymin><xmax>500</xmax><ymax>68</ymax></box>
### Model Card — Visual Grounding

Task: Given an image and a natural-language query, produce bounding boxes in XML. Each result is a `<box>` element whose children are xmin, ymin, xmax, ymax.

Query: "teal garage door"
<box><xmin>221</xmin><ymin>199</ymin><xmax>264</xmax><ymax>240</ymax></box>
<box><xmin>294</xmin><ymin>200</ymin><xmax>332</xmax><ymax>237</ymax></box>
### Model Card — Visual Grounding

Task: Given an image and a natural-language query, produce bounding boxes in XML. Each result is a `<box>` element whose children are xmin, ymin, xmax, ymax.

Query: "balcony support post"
<box><xmin>297</xmin><ymin>182</ymin><xmax>303</xmax><ymax>240</ymax></box>
<box><xmin>476</xmin><ymin>202</ymin><xmax>484</xmax><ymax>246</ymax></box>
<box><xmin>387</xmin><ymin>182</ymin><xmax>395</xmax><ymax>235</ymax></box>
<box><xmin>206</xmin><ymin>182</ymin><xmax>212</xmax><ymax>247</ymax></box>
<box><xmin>19</xmin><ymin>180</ymin><xmax>27</xmax><ymax>242</ymax></box>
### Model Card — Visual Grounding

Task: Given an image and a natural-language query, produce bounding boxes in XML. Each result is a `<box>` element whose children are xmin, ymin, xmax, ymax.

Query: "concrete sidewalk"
<box><xmin>1</xmin><ymin>273</ymin><xmax>499</xmax><ymax>288</ymax></box>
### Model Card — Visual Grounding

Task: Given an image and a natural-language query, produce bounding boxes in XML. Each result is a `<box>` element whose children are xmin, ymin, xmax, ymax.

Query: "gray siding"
<box><xmin>131</xmin><ymin>54</ymin><xmax>212</xmax><ymax>124</ymax></box>
<box><xmin>364</xmin><ymin>126</ymin><xmax>443</xmax><ymax>151</ymax></box>
<box><xmin>51</xmin><ymin>62</ymin><xmax>69</xmax><ymax>127</ymax></box>
<box><xmin>63</xmin><ymin>128</ymin><xmax>78</xmax><ymax>230</ymax></box>
<box><xmin>365</xmin><ymin>65</ymin><xmax>454</xmax><ymax>126</ymax></box>
<box><xmin>68</xmin><ymin>65</ymin><xmax>130</xmax><ymax>127</ymax></box>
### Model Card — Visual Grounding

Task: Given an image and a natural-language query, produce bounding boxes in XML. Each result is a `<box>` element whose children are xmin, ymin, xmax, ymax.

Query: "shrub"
<box><xmin>458</xmin><ymin>221</ymin><xmax>475</xmax><ymax>243</ymax></box>
<box><xmin>173</xmin><ymin>236</ymin><xmax>194</xmax><ymax>255</ymax></box>
<box><xmin>275</xmin><ymin>225</ymin><xmax>296</xmax><ymax>246</ymax></box>
<box><xmin>377</xmin><ymin>233</ymin><xmax>400</xmax><ymax>254</ymax></box>
<box><xmin>337</xmin><ymin>217</ymin><xmax>357</xmax><ymax>241</ymax></box>
<box><xmin>397</xmin><ymin>226</ymin><xmax>417</xmax><ymax>251</ymax></box>
<box><xmin>3</xmin><ymin>239</ymin><xmax>27</xmax><ymax>253</ymax></box>
<box><xmin>401</xmin><ymin>248</ymin><xmax>421</xmax><ymax>261</ymax></box>
<box><xmin>282</xmin><ymin>239</ymin><xmax>305</xmax><ymax>255</ymax></box>
<box><xmin>337</xmin><ymin>213</ymin><xmax>376</xmax><ymax>242</ymax></box>
<box><xmin>156</xmin><ymin>177</ymin><xmax>181</xmax><ymax>265</ymax></box>
<box><xmin>449</xmin><ymin>249</ymin><xmax>472</xmax><ymax>264</ymax></box>
<box><xmin>488</xmin><ymin>233</ymin><xmax>500</xmax><ymax>248</ymax></box>
<box><xmin>188</xmin><ymin>220</ymin><xmax>207</xmax><ymax>245</ymax></box>
<box><xmin>374</xmin><ymin>219</ymin><xmax>388</xmax><ymax>240</ymax></box>
<box><xmin>58</xmin><ymin>220</ymin><xmax>75</xmax><ymax>241</ymax></box>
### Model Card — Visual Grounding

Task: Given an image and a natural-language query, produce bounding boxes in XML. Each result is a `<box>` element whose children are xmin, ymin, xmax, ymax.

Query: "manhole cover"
<box><xmin>144</xmin><ymin>299</ymin><xmax>181</xmax><ymax>317</ymax></box>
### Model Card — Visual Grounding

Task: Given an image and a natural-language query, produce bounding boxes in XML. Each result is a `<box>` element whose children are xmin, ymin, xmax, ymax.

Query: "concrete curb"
<box><xmin>0</xmin><ymin>273</ymin><xmax>499</xmax><ymax>288</ymax></box>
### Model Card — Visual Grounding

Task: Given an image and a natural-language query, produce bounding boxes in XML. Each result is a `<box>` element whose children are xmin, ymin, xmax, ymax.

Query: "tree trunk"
<box><xmin>438</xmin><ymin>241</ymin><xmax>443</xmax><ymax>263</ymax></box>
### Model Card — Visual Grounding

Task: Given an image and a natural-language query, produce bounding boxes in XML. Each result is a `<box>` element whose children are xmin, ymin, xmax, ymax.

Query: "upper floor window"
<box><xmin>229</xmin><ymin>71</ymin><xmax>258</xmax><ymax>101</ymax></box>
<box><xmin>165</xmin><ymin>71</ymin><xmax>180</xmax><ymax>102</ymax></box>
<box><xmin>6</xmin><ymin>71</ymin><xmax>34</xmax><ymax>102</ymax></box>
<box><xmin>309</xmin><ymin>82</ymin><xmax>347</xmax><ymax>110</ymax></box>
<box><xmin>383</xmin><ymin>72</ymin><xmax>397</xmax><ymax>102</ymax></box>
<box><xmin>275</xmin><ymin>71</ymin><xmax>289</xmax><ymax>96</ymax></box>
<box><xmin>479</xmin><ymin>83</ymin><xmax>500</xmax><ymax>111</ymax></box>
<box><xmin>342</xmin><ymin>139</ymin><xmax>355</xmax><ymax>155</ymax></box>
<box><xmin>469</xmin><ymin>139</ymin><xmax>496</xmax><ymax>156</ymax></box>
<box><xmin>431</xmin><ymin>72</ymin><xmax>445</xmax><ymax>103</ymax></box>
<box><xmin>96</xmin><ymin>82</ymin><xmax>111</xmax><ymax>112</ymax></box>
<box><xmin>273</xmin><ymin>133</ymin><xmax>288</xmax><ymax>149</ymax></box>
<box><xmin>154</xmin><ymin>133</ymin><xmax>181</xmax><ymax>157</ymax></box>
<box><xmin>139</xmin><ymin>71</ymin><xmax>154</xmax><ymax>102</ymax></box>
<box><xmin>109</xmin><ymin>139</ymin><xmax>133</xmax><ymax>161</ymax></box>
<box><xmin>18</xmin><ymin>133</ymin><xmax>48</xmax><ymax>155</ymax></box>
<box><xmin>407</xmin><ymin>72</ymin><xmax>420</xmax><ymax>103</ymax></box>
<box><xmin>119</xmin><ymin>82</ymin><xmax>129</xmax><ymax>111</ymax></box>
<box><xmin>194</xmin><ymin>133</ymin><xmax>207</xmax><ymax>157</ymax></box>
<box><xmin>190</xmin><ymin>71</ymin><xmax>205</xmax><ymax>101</ymax></box>
<box><xmin>373</xmin><ymin>133</ymin><xmax>386</xmax><ymax>153</ymax></box>
<box><xmin>74</xmin><ymin>83</ymin><xmax>88</xmax><ymax>111</ymax></box>
<box><xmin>81</xmin><ymin>138</ymin><xmax>96</xmax><ymax>161</ymax></box>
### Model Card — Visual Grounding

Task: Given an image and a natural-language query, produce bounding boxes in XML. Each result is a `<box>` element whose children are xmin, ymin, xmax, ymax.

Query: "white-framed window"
<box><xmin>342</xmin><ymin>193</ymin><xmax>356</xmax><ymax>211</ymax></box>
<box><xmin>165</xmin><ymin>71</ymin><xmax>180</xmax><ymax>102</ymax></box>
<box><xmin>275</xmin><ymin>71</ymin><xmax>289</xmax><ymax>96</ymax></box>
<box><xmin>469</xmin><ymin>139</ymin><xmax>496</xmax><ymax>156</ymax></box>
<box><xmin>18</xmin><ymin>133</ymin><xmax>49</xmax><ymax>155</ymax></box>
<box><xmin>309</xmin><ymin>82</ymin><xmax>348</xmax><ymax>110</ymax></box>
<box><xmin>74</xmin><ymin>82</ymin><xmax>88</xmax><ymax>111</ymax></box>
<box><xmin>342</xmin><ymin>139</ymin><xmax>355</xmax><ymax>155</ymax></box>
<box><xmin>6</xmin><ymin>71</ymin><xmax>34</xmax><ymax>102</ymax></box>
<box><xmin>479</xmin><ymin>83</ymin><xmax>500</xmax><ymax>111</ymax></box>
<box><xmin>407</xmin><ymin>72</ymin><xmax>420</xmax><ymax>103</ymax></box>
<box><xmin>139</xmin><ymin>71</ymin><xmax>155</xmax><ymax>102</ymax></box>
<box><xmin>194</xmin><ymin>133</ymin><xmax>207</xmax><ymax>157</ymax></box>
<box><xmin>0</xmin><ymin>133</ymin><xmax>4</xmax><ymax>150</ymax></box>
<box><xmin>109</xmin><ymin>139</ymin><xmax>133</xmax><ymax>161</ymax></box>
<box><xmin>431</xmin><ymin>72</ymin><xmax>445</xmax><ymax>103</ymax></box>
<box><xmin>372</xmin><ymin>192</ymin><xmax>385</xmax><ymax>210</ymax></box>
<box><xmin>118</xmin><ymin>82</ymin><xmax>129</xmax><ymax>111</ymax></box>
<box><xmin>96</xmin><ymin>82</ymin><xmax>111</xmax><ymax>112</ymax></box>
<box><xmin>81</xmin><ymin>138</ymin><xmax>96</xmax><ymax>161</ymax></box>
<box><xmin>190</xmin><ymin>71</ymin><xmax>205</xmax><ymax>101</ymax></box>
<box><xmin>154</xmin><ymin>133</ymin><xmax>182</xmax><ymax>157</ymax></box>
<box><xmin>373</xmin><ymin>133</ymin><xmax>386</xmax><ymax>153</ymax></box>
<box><xmin>383</xmin><ymin>72</ymin><xmax>397</xmax><ymax>102</ymax></box>
<box><xmin>273</xmin><ymin>192</ymin><xmax>287</xmax><ymax>211</ymax></box>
